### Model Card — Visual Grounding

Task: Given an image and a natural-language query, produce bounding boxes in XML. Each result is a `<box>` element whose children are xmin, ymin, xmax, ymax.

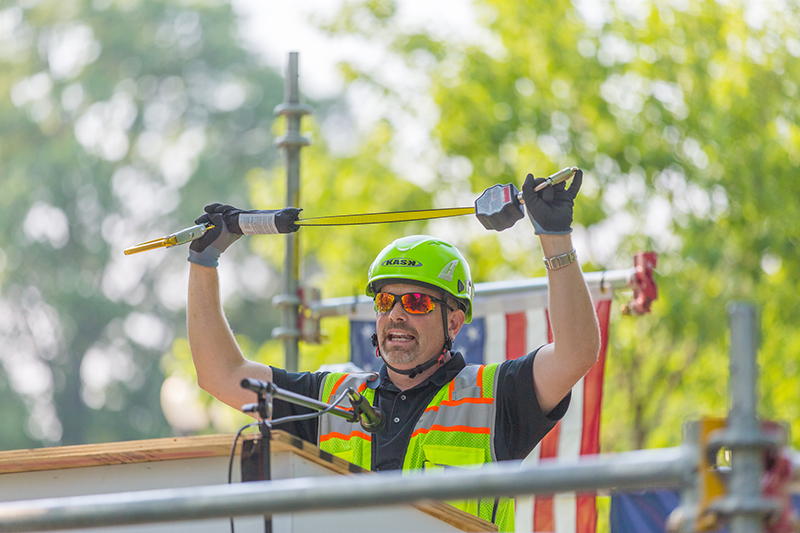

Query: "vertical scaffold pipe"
<box><xmin>273</xmin><ymin>52</ymin><xmax>311</xmax><ymax>372</ymax></box>
<box><xmin>727</xmin><ymin>302</ymin><xmax>763</xmax><ymax>533</ymax></box>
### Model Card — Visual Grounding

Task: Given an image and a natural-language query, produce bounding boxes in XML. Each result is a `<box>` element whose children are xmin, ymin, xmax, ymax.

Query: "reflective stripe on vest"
<box><xmin>317</xmin><ymin>372</ymin><xmax>377</xmax><ymax>467</ymax></box>
<box><xmin>317</xmin><ymin>364</ymin><xmax>515</xmax><ymax>532</ymax></box>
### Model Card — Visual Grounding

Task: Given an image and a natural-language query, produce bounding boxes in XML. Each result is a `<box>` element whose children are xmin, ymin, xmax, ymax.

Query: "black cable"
<box><xmin>226</xmin><ymin>388</ymin><xmax>352</xmax><ymax>533</ymax></box>
<box><xmin>228</xmin><ymin>422</ymin><xmax>260</xmax><ymax>484</ymax></box>
<box><xmin>270</xmin><ymin>388</ymin><xmax>352</xmax><ymax>426</ymax></box>
<box><xmin>227</xmin><ymin>422</ymin><xmax>259</xmax><ymax>533</ymax></box>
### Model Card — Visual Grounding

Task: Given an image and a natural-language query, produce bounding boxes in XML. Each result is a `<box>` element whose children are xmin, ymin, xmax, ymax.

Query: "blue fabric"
<box><xmin>611</xmin><ymin>491</ymin><xmax>800</xmax><ymax>533</ymax></box>
<box><xmin>610</xmin><ymin>490</ymin><xmax>681</xmax><ymax>533</ymax></box>
<box><xmin>350</xmin><ymin>318</ymin><xmax>487</xmax><ymax>372</ymax></box>
<box><xmin>350</xmin><ymin>320</ymin><xmax>380</xmax><ymax>372</ymax></box>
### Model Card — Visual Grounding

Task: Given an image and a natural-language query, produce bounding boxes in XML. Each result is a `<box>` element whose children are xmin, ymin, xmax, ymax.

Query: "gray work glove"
<box><xmin>187</xmin><ymin>203</ymin><xmax>302</xmax><ymax>267</ymax></box>
<box><xmin>521</xmin><ymin>170</ymin><xmax>583</xmax><ymax>235</ymax></box>
<box><xmin>188</xmin><ymin>204</ymin><xmax>242</xmax><ymax>267</ymax></box>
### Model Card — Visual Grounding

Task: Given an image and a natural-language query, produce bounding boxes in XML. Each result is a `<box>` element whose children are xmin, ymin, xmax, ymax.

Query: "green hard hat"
<box><xmin>366</xmin><ymin>235</ymin><xmax>474</xmax><ymax>323</ymax></box>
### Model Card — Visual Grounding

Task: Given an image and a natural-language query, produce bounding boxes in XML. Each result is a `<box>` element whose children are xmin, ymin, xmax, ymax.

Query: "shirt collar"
<box><xmin>378</xmin><ymin>352</ymin><xmax>466</xmax><ymax>391</ymax></box>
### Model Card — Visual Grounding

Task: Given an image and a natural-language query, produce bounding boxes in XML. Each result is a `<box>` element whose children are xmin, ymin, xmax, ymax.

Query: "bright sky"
<box><xmin>230</xmin><ymin>0</ymin><xmax>493</xmax><ymax>100</ymax></box>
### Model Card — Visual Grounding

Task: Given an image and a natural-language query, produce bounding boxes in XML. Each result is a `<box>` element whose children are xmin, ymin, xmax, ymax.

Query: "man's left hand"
<box><xmin>521</xmin><ymin>169</ymin><xmax>583</xmax><ymax>234</ymax></box>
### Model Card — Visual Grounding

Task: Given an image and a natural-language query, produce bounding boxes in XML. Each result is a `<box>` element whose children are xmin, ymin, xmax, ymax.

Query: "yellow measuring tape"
<box><xmin>295</xmin><ymin>206</ymin><xmax>474</xmax><ymax>226</ymax></box>
<box><xmin>123</xmin><ymin>167</ymin><xmax>578</xmax><ymax>255</ymax></box>
<box><xmin>123</xmin><ymin>207</ymin><xmax>475</xmax><ymax>255</ymax></box>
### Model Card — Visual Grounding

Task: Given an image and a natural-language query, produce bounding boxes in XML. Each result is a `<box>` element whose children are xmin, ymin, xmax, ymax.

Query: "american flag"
<box><xmin>350</xmin><ymin>299</ymin><xmax>612</xmax><ymax>533</ymax></box>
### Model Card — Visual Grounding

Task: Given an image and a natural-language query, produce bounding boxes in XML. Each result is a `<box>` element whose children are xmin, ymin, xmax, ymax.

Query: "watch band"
<box><xmin>543</xmin><ymin>249</ymin><xmax>577</xmax><ymax>270</ymax></box>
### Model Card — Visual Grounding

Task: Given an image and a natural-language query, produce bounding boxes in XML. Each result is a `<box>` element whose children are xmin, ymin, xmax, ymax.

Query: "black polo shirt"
<box><xmin>269</xmin><ymin>350</ymin><xmax>569</xmax><ymax>471</ymax></box>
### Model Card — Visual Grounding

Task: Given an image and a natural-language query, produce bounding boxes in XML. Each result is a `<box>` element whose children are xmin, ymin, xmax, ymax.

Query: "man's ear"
<box><xmin>448</xmin><ymin>309</ymin><xmax>466</xmax><ymax>339</ymax></box>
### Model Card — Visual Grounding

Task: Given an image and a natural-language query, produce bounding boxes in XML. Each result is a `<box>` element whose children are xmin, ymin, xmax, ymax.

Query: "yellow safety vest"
<box><xmin>317</xmin><ymin>364</ymin><xmax>515</xmax><ymax>532</ymax></box>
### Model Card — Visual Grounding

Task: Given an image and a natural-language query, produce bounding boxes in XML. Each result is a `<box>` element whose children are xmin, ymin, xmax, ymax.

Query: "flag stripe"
<box><xmin>571</xmin><ymin>300</ymin><xmax>611</xmax><ymax>533</ymax></box>
<box><xmin>530</xmin><ymin>301</ymin><xmax>609</xmax><ymax>533</ymax></box>
<box><xmin>581</xmin><ymin>300</ymin><xmax>611</xmax><ymax>456</ymax></box>
<box><xmin>506</xmin><ymin>312</ymin><xmax>527</xmax><ymax>360</ymax></box>
<box><xmin>518</xmin><ymin>308</ymin><xmax>549</xmax><ymax>531</ymax></box>
<box><xmin>556</xmin><ymin>493</ymin><xmax>578</xmax><ymax>533</ymax></box>
<box><xmin>485</xmin><ymin>314</ymin><xmax>507</xmax><ymax>365</ymax></box>
<box><xmin>526</xmin><ymin>308</ymin><xmax>548</xmax><ymax>354</ymax></box>
<box><xmin>559</xmin><ymin>376</ymin><xmax>584</xmax><ymax>460</ymax></box>
<box><xmin>517</xmin><ymin>433</ymin><xmax>542</xmax><ymax>531</ymax></box>
<box><xmin>534</xmin><ymin>409</ymin><xmax>560</xmax><ymax>533</ymax></box>
<box><xmin>577</xmin><ymin>495</ymin><xmax>598</xmax><ymax>533</ymax></box>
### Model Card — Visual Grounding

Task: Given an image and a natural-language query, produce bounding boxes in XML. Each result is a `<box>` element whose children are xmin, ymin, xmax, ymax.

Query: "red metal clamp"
<box><xmin>623</xmin><ymin>251</ymin><xmax>658</xmax><ymax>315</ymax></box>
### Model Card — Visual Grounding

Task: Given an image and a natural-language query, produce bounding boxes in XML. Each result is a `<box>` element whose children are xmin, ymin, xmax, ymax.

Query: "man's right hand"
<box><xmin>188</xmin><ymin>204</ymin><xmax>243</xmax><ymax>268</ymax></box>
<box><xmin>188</xmin><ymin>203</ymin><xmax>303</xmax><ymax>267</ymax></box>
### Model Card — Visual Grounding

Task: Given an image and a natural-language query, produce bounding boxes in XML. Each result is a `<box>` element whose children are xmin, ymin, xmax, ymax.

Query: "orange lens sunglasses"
<box><xmin>373</xmin><ymin>292</ymin><xmax>453</xmax><ymax>315</ymax></box>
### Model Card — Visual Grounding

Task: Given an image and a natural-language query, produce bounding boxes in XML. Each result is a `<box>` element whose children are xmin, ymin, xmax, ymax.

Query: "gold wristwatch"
<box><xmin>543</xmin><ymin>249</ymin><xmax>577</xmax><ymax>270</ymax></box>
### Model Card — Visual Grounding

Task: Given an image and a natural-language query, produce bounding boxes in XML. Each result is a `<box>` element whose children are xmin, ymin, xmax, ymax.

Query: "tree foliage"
<box><xmin>317</xmin><ymin>0</ymin><xmax>800</xmax><ymax>450</ymax></box>
<box><xmin>0</xmin><ymin>0</ymin><xmax>290</xmax><ymax>447</ymax></box>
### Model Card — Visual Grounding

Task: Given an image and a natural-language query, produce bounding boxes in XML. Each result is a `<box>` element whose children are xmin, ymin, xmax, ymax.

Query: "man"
<box><xmin>186</xmin><ymin>172</ymin><xmax>600</xmax><ymax>531</ymax></box>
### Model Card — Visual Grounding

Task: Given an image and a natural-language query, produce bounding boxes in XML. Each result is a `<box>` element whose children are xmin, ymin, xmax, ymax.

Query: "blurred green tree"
<box><xmin>0</xmin><ymin>0</ymin><xmax>291</xmax><ymax>447</ymax></box>
<box><xmin>313</xmin><ymin>0</ymin><xmax>800</xmax><ymax>451</ymax></box>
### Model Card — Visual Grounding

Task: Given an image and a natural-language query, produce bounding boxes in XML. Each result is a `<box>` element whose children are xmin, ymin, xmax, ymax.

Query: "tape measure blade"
<box><xmin>295</xmin><ymin>207</ymin><xmax>475</xmax><ymax>226</ymax></box>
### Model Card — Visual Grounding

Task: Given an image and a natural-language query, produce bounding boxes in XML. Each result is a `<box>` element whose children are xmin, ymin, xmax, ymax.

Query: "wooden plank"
<box><xmin>0</xmin><ymin>431</ymin><xmax>496</xmax><ymax>532</ymax></box>
<box><xmin>0</xmin><ymin>434</ymin><xmax>240</xmax><ymax>474</ymax></box>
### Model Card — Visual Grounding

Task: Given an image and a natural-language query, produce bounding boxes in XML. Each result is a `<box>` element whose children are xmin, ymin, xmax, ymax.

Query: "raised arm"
<box><xmin>186</xmin><ymin>203</ymin><xmax>300</xmax><ymax>412</ymax></box>
<box><xmin>188</xmin><ymin>263</ymin><xmax>273</xmax><ymax>411</ymax></box>
<box><xmin>521</xmin><ymin>171</ymin><xmax>601</xmax><ymax>414</ymax></box>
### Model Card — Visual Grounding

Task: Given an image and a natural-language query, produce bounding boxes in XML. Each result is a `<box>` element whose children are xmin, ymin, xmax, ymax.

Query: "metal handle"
<box><xmin>123</xmin><ymin>223</ymin><xmax>213</xmax><ymax>255</ymax></box>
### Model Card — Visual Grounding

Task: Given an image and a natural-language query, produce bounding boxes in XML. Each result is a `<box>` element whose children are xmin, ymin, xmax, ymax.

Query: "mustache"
<box><xmin>382</xmin><ymin>323</ymin><xmax>418</xmax><ymax>338</ymax></box>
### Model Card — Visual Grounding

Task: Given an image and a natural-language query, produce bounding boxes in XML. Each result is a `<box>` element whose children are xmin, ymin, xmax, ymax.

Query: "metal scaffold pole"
<box><xmin>0</xmin><ymin>448</ymin><xmax>691</xmax><ymax>531</ymax></box>
<box><xmin>726</xmin><ymin>302</ymin><xmax>768</xmax><ymax>533</ymax></box>
<box><xmin>273</xmin><ymin>52</ymin><xmax>311</xmax><ymax>372</ymax></box>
